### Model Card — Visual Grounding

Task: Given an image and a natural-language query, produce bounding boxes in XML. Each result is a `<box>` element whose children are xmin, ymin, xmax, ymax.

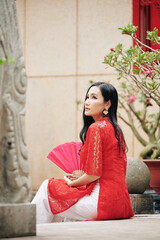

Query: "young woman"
<box><xmin>32</xmin><ymin>82</ymin><xmax>134</xmax><ymax>223</ymax></box>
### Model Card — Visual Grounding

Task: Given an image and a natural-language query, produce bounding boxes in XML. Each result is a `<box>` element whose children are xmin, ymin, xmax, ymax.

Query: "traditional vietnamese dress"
<box><xmin>32</xmin><ymin>117</ymin><xmax>134</xmax><ymax>222</ymax></box>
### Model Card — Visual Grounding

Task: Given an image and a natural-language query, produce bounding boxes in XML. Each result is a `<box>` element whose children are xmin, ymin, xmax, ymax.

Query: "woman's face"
<box><xmin>85</xmin><ymin>86</ymin><xmax>109</xmax><ymax>121</ymax></box>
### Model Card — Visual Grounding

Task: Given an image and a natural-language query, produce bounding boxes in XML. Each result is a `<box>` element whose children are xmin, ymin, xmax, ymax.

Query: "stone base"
<box><xmin>0</xmin><ymin>203</ymin><xmax>36</xmax><ymax>238</ymax></box>
<box><xmin>130</xmin><ymin>194</ymin><xmax>153</xmax><ymax>214</ymax></box>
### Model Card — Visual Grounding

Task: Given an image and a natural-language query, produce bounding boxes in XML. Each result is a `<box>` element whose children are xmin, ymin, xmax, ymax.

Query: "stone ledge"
<box><xmin>130</xmin><ymin>194</ymin><xmax>153</xmax><ymax>214</ymax></box>
<box><xmin>0</xmin><ymin>203</ymin><xmax>36</xmax><ymax>238</ymax></box>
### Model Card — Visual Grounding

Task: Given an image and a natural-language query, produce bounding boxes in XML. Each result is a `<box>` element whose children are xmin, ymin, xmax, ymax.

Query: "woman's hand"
<box><xmin>65</xmin><ymin>170</ymin><xmax>84</xmax><ymax>181</ymax></box>
<box><xmin>64</xmin><ymin>170</ymin><xmax>85</xmax><ymax>187</ymax></box>
<box><xmin>65</xmin><ymin>173</ymin><xmax>100</xmax><ymax>187</ymax></box>
<box><xmin>71</xmin><ymin>170</ymin><xmax>85</xmax><ymax>180</ymax></box>
<box><xmin>64</xmin><ymin>175</ymin><xmax>72</xmax><ymax>186</ymax></box>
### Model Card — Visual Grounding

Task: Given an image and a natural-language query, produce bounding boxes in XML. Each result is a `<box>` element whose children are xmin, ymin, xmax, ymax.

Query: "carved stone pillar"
<box><xmin>0</xmin><ymin>0</ymin><xmax>32</xmax><ymax>203</ymax></box>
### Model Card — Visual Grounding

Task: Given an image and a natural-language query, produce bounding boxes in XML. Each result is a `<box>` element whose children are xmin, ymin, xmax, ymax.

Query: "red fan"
<box><xmin>47</xmin><ymin>141</ymin><xmax>83</xmax><ymax>173</ymax></box>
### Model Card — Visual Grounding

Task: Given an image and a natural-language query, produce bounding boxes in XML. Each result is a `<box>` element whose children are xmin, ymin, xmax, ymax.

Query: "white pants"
<box><xmin>32</xmin><ymin>179</ymin><xmax>99</xmax><ymax>224</ymax></box>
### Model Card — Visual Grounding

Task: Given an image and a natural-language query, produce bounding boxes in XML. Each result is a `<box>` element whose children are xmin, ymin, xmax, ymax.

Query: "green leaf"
<box><xmin>137</xmin><ymin>110</ymin><xmax>142</xmax><ymax>116</ymax></box>
<box><xmin>76</xmin><ymin>100</ymin><xmax>82</xmax><ymax>105</ymax></box>
<box><xmin>89</xmin><ymin>80</ymin><xmax>95</xmax><ymax>84</ymax></box>
<box><xmin>139</xmin><ymin>95</ymin><xmax>146</xmax><ymax>103</ymax></box>
<box><xmin>149</xmin><ymin>113</ymin><xmax>156</xmax><ymax>119</ymax></box>
<box><xmin>121</xmin><ymin>82</ymin><xmax>127</xmax><ymax>89</ymax></box>
<box><xmin>0</xmin><ymin>58</ymin><xmax>15</xmax><ymax>65</ymax></box>
<box><xmin>146</xmin><ymin>27</ymin><xmax>159</xmax><ymax>43</ymax></box>
<box><xmin>148</xmin><ymin>81</ymin><xmax>157</xmax><ymax>88</ymax></box>
<box><xmin>118</xmin><ymin>24</ymin><xmax>138</xmax><ymax>35</ymax></box>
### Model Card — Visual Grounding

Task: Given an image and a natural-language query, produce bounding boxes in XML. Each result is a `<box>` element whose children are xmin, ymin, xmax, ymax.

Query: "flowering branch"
<box><xmin>103</xmin><ymin>24</ymin><xmax>160</xmax><ymax>159</ymax></box>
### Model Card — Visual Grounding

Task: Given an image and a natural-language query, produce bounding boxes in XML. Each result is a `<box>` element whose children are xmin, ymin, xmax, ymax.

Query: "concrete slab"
<box><xmin>1</xmin><ymin>214</ymin><xmax>160</xmax><ymax>240</ymax></box>
<box><xmin>0</xmin><ymin>203</ymin><xmax>36</xmax><ymax>238</ymax></box>
<box><xmin>130</xmin><ymin>194</ymin><xmax>153</xmax><ymax>213</ymax></box>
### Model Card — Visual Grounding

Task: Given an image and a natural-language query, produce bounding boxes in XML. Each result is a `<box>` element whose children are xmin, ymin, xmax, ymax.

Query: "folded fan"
<box><xmin>47</xmin><ymin>141</ymin><xmax>83</xmax><ymax>173</ymax></box>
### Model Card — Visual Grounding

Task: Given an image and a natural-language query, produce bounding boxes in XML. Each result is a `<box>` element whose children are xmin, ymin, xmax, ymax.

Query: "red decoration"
<box><xmin>152</xmin><ymin>0</ymin><xmax>160</xmax><ymax>9</ymax></box>
<box><xmin>140</xmin><ymin>0</ymin><xmax>151</xmax><ymax>6</ymax></box>
<box><xmin>133</xmin><ymin>0</ymin><xmax>160</xmax><ymax>50</ymax></box>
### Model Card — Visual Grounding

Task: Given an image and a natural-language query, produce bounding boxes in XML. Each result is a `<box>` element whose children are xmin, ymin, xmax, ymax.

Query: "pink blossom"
<box><xmin>110</xmin><ymin>48</ymin><xmax>115</xmax><ymax>52</ymax></box>
<box><xmin>145</xmin><ymin>69</ymin><xmax>154</xmax><ymax>78</ymax></box>
<box><xmin>128</xmin><ymin>96</ymin><xmax>136</xmax><ymax>103</ymax></box>
<box><xmin>145</xmin><ymin>70</ymin><xmax>150</xmax><ymax>75</ymax></box>
<box><xmin>123</xmin><ymin>93</ymin><xmax>129</xmax><ymax>97</ymax></box>
<box><xmin>104</xmin><ymin>56</ymin><xmax>106</xmax><ymax>60</ymax></box>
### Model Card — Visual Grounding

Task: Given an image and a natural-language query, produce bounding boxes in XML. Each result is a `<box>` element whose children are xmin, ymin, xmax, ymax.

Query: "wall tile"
<box><xmin>26</xmin><ymin>76</ymin><xmax>76</xmax><ymax>188</ymax></box>
<box><xmin>78</xmin><ymin>0</ymin><xmax>132</xmax><ymax>74</ymax></box>
<box><xmin>25</xmin><ymin>0</ymin><xmax>76</xmax><ymax>76</ymax></box>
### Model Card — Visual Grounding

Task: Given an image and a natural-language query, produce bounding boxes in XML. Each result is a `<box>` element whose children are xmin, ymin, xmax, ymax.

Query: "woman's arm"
<box><xmin>64</xmin><ymin>173</ymin><xmax>100</xmax><ymax>187</ymax></box>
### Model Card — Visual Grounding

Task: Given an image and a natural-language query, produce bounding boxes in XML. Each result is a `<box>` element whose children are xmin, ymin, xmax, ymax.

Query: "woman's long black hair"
<box><xmin>79</xmin><ymin>82</ymin><xmax>127</xmax><ymax>154</ymax></box>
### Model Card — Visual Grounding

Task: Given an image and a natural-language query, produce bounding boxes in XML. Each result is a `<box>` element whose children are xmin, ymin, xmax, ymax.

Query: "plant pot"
<box><xmin>142</xmin><ymin>159</ymin><xmax>160</xmax><ymax>194</ymax></box>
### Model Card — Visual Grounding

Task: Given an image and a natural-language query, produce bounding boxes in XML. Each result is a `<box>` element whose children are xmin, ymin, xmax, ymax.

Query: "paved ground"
<box><xmin>2</xmin><ymin>214</ymin><xmax>160</xmax><ymax>240</ymax></box>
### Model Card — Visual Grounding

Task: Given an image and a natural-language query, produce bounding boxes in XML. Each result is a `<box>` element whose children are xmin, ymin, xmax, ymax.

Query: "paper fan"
<box><xmin>47</xmin><ymin>141</ymin><xmax>83</xmax><ymax>173</ymax></box>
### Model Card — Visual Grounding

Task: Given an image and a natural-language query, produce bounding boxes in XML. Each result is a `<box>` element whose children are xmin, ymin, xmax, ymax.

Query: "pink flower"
<box><xmin>145</xmin><ymin>69</ymin><xmax>154</xmax><ymax>78</ymax></box>
<box><xmin>145</xmin><ymin>70</ymin><xmax>150</xmax><ymax>75</ymax></box>
<box><xmin>128</xmin><ymin>96</ymin><xmax>136</xmax><ymax>103</ymax></box>
<box><xmin>110</xmin><ymin>48</ymin><xmax>115</xmax><ymax>52</ymax></box>
<box><xmin>104</xmin><ymin>56</ymin><xmax>106</xmax><ymax>60</ymax></box>
<box><xmin>123</xmin><ymin>93</ymin><xmax>129</xmax><ymax>97</ymax></box>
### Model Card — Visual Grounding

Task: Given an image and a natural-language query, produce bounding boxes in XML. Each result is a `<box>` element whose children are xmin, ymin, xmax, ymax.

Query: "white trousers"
<box><xmin>32</xmin><ymin>179</ymin><xmax>99</xmax><ymax>224</ymax></box>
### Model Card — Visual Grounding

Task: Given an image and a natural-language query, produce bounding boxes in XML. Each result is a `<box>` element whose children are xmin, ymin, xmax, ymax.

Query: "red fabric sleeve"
<box><xmin>84</xmin><ymin>125</ymin><xmax>103</xmax><ymax>176</ymax></box>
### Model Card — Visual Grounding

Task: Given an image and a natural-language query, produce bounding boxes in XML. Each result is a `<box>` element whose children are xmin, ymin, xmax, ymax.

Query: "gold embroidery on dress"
<box><xmin>92</xmin><ymin>126</ymin><xmax>101</xmax><ymax>174</ymax></box>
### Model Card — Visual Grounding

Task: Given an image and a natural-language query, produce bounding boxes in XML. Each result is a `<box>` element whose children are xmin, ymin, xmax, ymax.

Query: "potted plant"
<box><xmin>103</xmin><ymin>24</ymin><xmax>160</xmax><ymax>193</ymax></box>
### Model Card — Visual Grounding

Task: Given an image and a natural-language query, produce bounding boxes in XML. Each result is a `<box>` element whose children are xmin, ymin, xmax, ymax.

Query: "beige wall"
<box><xmin>16</xmin><ymin>0</ymin><xmax>142</xmax><ymax>190</ymax></box>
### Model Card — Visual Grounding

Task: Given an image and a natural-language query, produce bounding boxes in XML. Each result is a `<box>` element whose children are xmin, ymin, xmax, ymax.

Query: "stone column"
<box><xmin>0</xmin><ymin>0</ymin><xmax>32</xmax><ymax>203</ymax></box>
<box><xmin>0</xmin><ymin>1</ymin><xmax>36</xmax><ymax>237</ymax></box>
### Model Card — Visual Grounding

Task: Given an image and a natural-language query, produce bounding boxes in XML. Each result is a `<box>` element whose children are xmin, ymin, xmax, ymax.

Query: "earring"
<box><xmin>103</xmin><ymin>108</ymin><xmax>108</xmax><ymax>116</ymax></box>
